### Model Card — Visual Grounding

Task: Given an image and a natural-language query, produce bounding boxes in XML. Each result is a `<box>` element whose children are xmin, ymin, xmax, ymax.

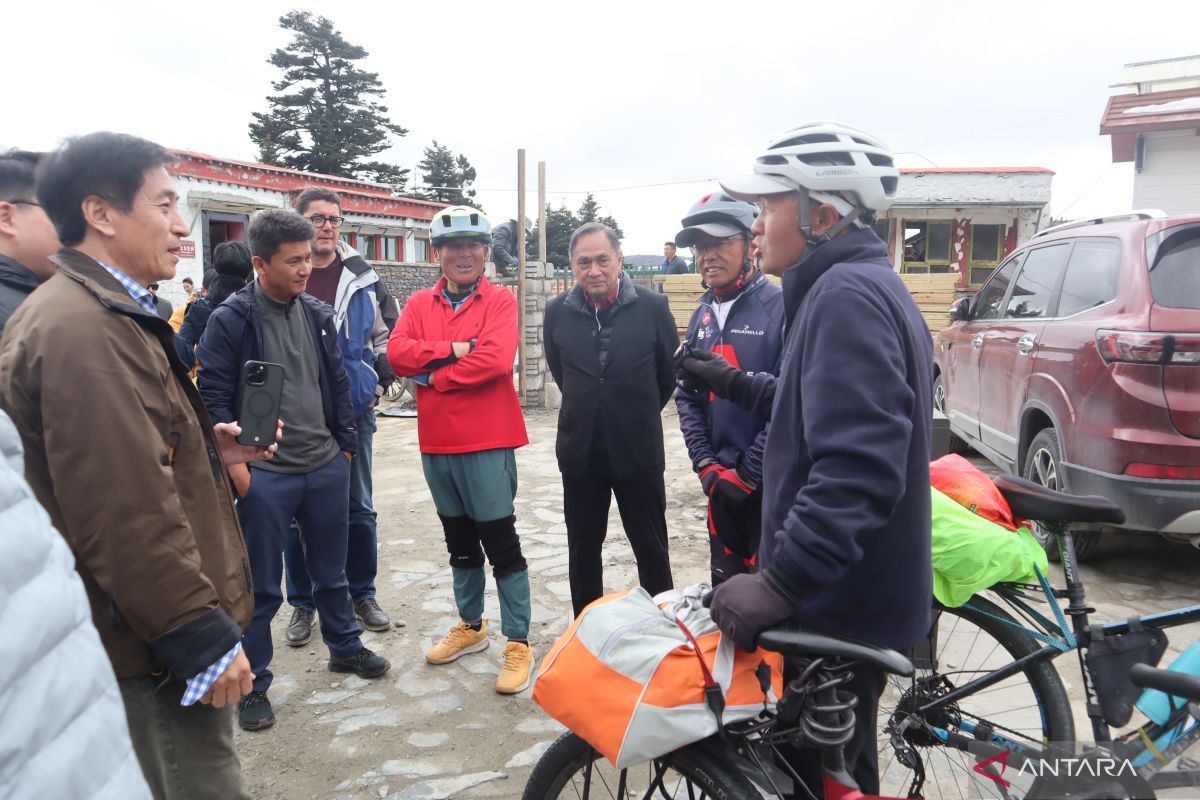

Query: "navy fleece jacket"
<box><xmin>748</xmin><ymin>229</ymin><xmax>933</xmax><ymax>651</ymax></box>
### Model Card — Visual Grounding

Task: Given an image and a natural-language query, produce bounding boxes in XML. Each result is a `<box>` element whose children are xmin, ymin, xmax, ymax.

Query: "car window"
<box><xmin>971</xmin><ymin>255</ymin><xmax>1020</xmax><ymax>321</ymax></box>
<box><xmin>1150</xmin><ymin>232</ymin><xmax>1200</xmax><ymax>309</ymax></box>
<box><xmin>1057</xmin><ymin>240</ymin><xmax>1120</xmax><ymax>316</ymax></box>
<box><xmin>1005</xmin><ymin>244</ymin><xmax>1069</xmax><ymax>319</ymax></box>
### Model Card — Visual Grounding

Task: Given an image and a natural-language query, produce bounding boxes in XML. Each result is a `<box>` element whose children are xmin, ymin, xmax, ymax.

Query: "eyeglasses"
<box><xmin>4</xmin><ymin>199</ymin><xmax>41</xmax><ymax>208</ymax></box>
<box><xmin>307</xmin><ymin>214</ymin><xmax>344</xmax><ymax>228</ymax></box>
<box><xmin>693</xmin><ymin>237</ymin><xmax>742</xmax><ymax>255</ymax></box>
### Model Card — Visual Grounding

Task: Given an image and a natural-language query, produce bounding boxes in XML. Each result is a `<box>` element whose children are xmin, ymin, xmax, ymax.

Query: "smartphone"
<box><xmin>236</xmin><ymin>360</ymin><xmax>284</xmax><ymax>446</ymax></box>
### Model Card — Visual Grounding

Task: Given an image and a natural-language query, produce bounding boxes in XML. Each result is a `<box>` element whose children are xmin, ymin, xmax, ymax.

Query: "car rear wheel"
<box><xmin>932</xmin><ymin>373</ymin><xmax>971</xmax><ymax>455</ymax></box>
<box><xmin>1023</xmin><ymin>428</ymin><xmax>1101</xmax><ymax>562</ymax></box>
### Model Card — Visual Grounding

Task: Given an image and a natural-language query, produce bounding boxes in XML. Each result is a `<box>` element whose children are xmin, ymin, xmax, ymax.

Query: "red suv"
<box><xmin>934</xmin><ymin>211</ymin><xmax>1200</xmax><ymax>559</ymax></box>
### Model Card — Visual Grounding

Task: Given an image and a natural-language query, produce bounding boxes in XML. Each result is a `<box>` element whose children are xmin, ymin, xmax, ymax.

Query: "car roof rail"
<box><xmin>1033</xmin><ymin>209</ymin><xmax>1167</xmax><ymax>239</ymax></box>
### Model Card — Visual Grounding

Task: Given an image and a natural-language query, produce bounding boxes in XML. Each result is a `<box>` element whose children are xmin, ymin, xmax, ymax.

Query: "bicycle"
<box><xmin>523</xmin><ymin>622</ymin><xmax>917</xmax><ymax>799</ymax></box>
<box><xmin>877</xmin><ymin>474</ymin><xmax>1200</xmax><ymax>799</ymax></box>
<box><xmin>522</xmin><ymin>475</ymin><xmax>1200</xmax><ymax>799</ymax></box>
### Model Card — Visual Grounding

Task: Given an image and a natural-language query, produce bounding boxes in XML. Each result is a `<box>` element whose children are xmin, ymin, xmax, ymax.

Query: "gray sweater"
<box><xmin>251</xmin><ymin>285</ymin><xmax>340</xmax><ymax>473</ymax></box>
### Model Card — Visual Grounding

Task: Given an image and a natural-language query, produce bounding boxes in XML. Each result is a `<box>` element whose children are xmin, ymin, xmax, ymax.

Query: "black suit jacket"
<box><xmin>545</xmin><ymin>274</ymin><xmax>679</xmax><ymax>480</ymax></box>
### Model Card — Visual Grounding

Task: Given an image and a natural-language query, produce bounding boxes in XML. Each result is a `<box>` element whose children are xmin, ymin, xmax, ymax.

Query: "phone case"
<box><xmin>237</xmin><ymin>361</ymin><xmax>285</xmax><ymax>446</ymax></box>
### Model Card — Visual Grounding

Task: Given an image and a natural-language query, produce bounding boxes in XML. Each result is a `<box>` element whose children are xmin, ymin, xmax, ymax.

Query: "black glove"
<box><xmin>698</xmin><ymin>462</ymin><xmax>723</xmax><ymax>495</ymax></box>
<box><xmin>707</xmin><ymin>494</ymin><xmax>756</xmax><ymax>559</ymax></box>
<box><xmin>711</xmin><ymin>467</ymin><xmax>756</xmax><ymax>508</ymax></box>
<box><xmin>375</xmin><ymin>353</ymin><xmax>397</xmax><ymax>391</ymax></box>
<box><xmin>680</xmin><ymin>349</ymin><xmax>743</xmax><ymax>400</ymax></box>
<box><xmin>673</xmin><ymin>344</ymin><xmax>706</xmax><ymax>396</ymax></box>
<box><xmin>705</xmin><ymin>572</ymin><xmax>795</xmax><ymax>652</ymax></box>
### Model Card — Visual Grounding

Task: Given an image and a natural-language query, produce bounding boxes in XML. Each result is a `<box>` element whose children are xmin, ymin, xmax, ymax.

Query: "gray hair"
<box><xmin>568</xmin><ymin>222</ymin><xmax>621</xmax><ymax>260</ymax></box>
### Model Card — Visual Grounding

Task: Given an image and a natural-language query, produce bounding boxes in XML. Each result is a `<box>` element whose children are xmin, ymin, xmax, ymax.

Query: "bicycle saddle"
<box><xmin>993</xmin><ymin>474</ymin><xmax>1125</xmax><ymax>525</ymax></box>
<box><xmin>756</xmin><ymin>622</ymin><xmax>914</xmax><ymax>677</ymax></box>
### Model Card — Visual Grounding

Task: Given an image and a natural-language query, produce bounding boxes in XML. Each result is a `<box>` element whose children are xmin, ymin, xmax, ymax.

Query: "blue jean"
<box><xmin>285</xmin><ymin>410</ymin><xmax>377</xmax><ymax>609</ymax></box>
<box><xmin>238</xmin><ymin>454</ymin><xmax>363</xmax><ymax>694</ymax></box>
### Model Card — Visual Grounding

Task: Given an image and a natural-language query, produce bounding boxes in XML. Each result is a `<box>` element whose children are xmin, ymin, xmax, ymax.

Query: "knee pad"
<box><xmin>476</xmin><ymin>515</ymin><xmax>527</xmax><ymax>578</ymax></box>
<box><xmin>439</xmin><ymin>513</ymin><xmax>484</xmax><ymax>570</ymax></box>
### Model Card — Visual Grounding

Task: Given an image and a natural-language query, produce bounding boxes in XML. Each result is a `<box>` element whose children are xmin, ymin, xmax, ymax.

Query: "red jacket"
<box><xmin>388</xmin><ymin>275</ymin><xmax>528</xmax><ymax>454</ymax></box>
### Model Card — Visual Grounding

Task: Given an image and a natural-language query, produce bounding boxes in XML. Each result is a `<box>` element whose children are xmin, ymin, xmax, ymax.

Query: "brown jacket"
<box><xmin>0</xmin><ymin>249</ymin><xmax>253</xmax><ymax>680</ymax></box>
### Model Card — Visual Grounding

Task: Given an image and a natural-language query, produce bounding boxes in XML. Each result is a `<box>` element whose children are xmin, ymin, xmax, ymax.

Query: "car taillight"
<box><xmin>1124</xmin><ymin>462</ymin><xmax>1200</xmax><ymax>480</ymax></box>
<box><xmin>1095</xmin><ymin>330</ymin><xmax>1200</xmax><ymax>365</ymax></box>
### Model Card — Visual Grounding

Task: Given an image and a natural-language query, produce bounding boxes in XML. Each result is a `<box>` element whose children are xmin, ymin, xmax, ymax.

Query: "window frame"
<box><xmin>969</xmin><ymin>252</ymin><xmax>1024</xmax><ymax>322</ymax></box>
<box><xmin>969</xmin><ymin>223</ymin><xmax>1006</xmax><ymax>286</ymax></box>
<box><xmin>1053</xmin><ymin>237</ymin><xmax>1122</xmax><ymax>318</ymax></box>
<box><xmin>1001</xmin><ymin>242</ymin><xmax>1071</xmax><ymax>321</ymax></box>
<box><xmin>902</xmin><ymin>220</ymin><xmax>955</xmax><ymax>275</ymax></box>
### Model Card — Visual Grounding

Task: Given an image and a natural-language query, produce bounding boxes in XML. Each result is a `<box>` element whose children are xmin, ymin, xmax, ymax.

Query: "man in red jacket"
<box><xmin>387</xmin><ymin>206</ymin><xmax>534</xmax><ymax>694</ymax></box>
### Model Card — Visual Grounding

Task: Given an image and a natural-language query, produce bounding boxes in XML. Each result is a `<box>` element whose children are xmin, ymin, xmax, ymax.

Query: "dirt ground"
<box><xmin>234</xmin><ymin>404</ymin><xmax>716</xmax><ymax>799</ymax></box>
<box><xmin>234</xmin><ymin>404</ymin><xmax>1200</xmax><ymax>799</ymax></box>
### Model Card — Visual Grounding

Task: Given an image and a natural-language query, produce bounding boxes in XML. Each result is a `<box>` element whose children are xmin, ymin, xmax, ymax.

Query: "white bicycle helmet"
<box><xmin>430</xmin><ymin>205</ymin><xmax>492</xmax><ymax>246</ymax></box>
<box><xmin>722</xmin><ymin>121</ymin><xmax>899</xmax><ymax>212</ymax></box>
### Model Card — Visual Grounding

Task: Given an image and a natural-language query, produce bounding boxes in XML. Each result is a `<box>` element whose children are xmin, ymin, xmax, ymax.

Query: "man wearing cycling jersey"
<box><xmin>679</xmin><ymin>121</ymin><xmax>933</xmax><ymax>794</ymax></box>
<box><xmin>674</xmin><ymin>191</ymin><xmax>783</xmax><ymax>585</ymax></box>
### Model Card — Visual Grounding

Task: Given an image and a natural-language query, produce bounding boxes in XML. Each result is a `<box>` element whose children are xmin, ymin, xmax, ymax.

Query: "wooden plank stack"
<box><xmin>900</xmin><ymin>272</ymin><xmax>958</xmax><ymax>334</ymax></box>
<box><xmin>661</xmin><ymin>274</ymin><xmax>706</xmax><ymax>334</ymax></box>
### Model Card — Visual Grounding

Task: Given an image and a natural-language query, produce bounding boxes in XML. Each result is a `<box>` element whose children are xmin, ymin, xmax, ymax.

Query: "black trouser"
<box><xmin>779</xmin><ymin>659</ymin><xmax>886</xmax><ymax>798</ymax></box>
<box><xmin>562</xmin><ymin>451</ymin><xmax>674</xmax><ymax>616</ymax></box>
<box><xmin>707</xmin><ymin>487</ymin><xmax>763</xmax><ymax>585</ymax></box>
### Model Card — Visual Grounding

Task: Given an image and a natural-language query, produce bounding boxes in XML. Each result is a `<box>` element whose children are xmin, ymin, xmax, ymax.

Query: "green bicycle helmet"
<box><xmin>430</xmin><ymin>205</ymin><xmax>492</xmax><ymax>246</ymax></box>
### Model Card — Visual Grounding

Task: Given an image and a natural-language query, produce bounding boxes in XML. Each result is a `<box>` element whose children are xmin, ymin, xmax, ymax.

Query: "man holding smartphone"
<box><xmin>198</xmin><ymin>209</ymin><xmax>390</xmax><ymax>733</ymax></box>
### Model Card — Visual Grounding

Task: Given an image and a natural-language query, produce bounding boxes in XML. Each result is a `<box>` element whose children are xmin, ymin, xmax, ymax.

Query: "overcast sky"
<box><xmin>4</xmin><ymin>0</ymin><xmax>1197</xmax><ymax>256</ymax></box>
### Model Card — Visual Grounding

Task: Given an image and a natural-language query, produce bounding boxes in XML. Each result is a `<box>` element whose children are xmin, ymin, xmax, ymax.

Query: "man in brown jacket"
<box><xmin>0</xmin><ymin>132</ymin><xmax>278</xmax><ymax>800</ymax></box>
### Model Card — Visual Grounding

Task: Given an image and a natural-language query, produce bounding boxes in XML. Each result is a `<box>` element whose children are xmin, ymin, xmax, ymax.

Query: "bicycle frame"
<box><xmin>911</xmin><ymin>520</ymin><xmax>1200</xmax><ymax>792</ymax></box>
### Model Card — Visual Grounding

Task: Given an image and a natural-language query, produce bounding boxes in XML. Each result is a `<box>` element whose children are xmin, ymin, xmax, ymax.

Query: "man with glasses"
<box><xmin>387</xmin><ymin>206</ymin><xmax>534</xmax><ymax>694</ymax></box>
<box><xmin>673</xmin><ymin>192</ymin><xmax>783</xmax><ymax>586</ymax></box>
<box><xmin>0</xmin><ymin>150</ymin><xmax>60</xmax><ymax>336</ymax></box>
<box><xmin>544</xmin><ymin>222</ymin><xmax>679</xmax><ymax>616</ymax></box>
<box><xmin>280</xmin><ymin>187</ymin><xmax>399</xmax><ymax>649</ymax></box>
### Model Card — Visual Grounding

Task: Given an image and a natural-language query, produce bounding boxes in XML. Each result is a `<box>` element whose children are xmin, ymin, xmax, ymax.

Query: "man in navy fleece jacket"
<box><xmin>678</xmin><ymin>121</ymin><xmax>932</xmax><ymax>795</ymax></box>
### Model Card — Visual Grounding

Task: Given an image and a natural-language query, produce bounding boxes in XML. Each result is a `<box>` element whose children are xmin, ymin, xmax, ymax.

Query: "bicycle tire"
<box><xmin>878</xmin><ymin>592</ymin><xmax>1076</xmax><ymax>799</ymax></box>
<box><xmin>522</xmin><ymin>731</ymin><xmax>762</xmax><ymax>800</ymax></box>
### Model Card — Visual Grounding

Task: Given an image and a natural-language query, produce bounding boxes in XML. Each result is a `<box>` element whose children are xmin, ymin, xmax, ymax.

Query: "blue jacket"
<box><xmin>747</xmin><ymin>229</ymin><xmax>933</xmax><ymax>651</ymax></box>
<box><xmin>327</xmin><ymin>241</ymin><xmax>389</xmax><ymax>418</ymax></box>
<box><xmin>196</xmin><ymin>283</ymin><xmax>358</xmax><ymax>454</ymax></box>
<box><xmin>174</xmin><ymin>296</ymin><xmax>214</xmax><ymax>367</ymax></box>
<box><xmin>676</xmin><ymin>271</ymin><xmax>783</xmax><ymax>482</ymax></box>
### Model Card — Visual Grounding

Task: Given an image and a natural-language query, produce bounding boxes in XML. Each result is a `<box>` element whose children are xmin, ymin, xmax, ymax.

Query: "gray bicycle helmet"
<box><xmin>674</xmin><ymin>191</ymin><xmax>759</xmax><ymax>248</ymax></box>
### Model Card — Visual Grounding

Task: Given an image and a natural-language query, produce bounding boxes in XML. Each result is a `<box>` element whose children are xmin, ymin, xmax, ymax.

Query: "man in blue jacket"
<box><xmin>281</xmin><ymin>187</ymin><xmax>399</xmax><ymax>645</ymax></box>
<box><xmin>198</xmin><ymin>209</ymin><xmax>390</xmax><ymax>732</ymax></box>
<box><xmin>674</xmin><ymin>191</ymin><xmax>783</xmax><ymax>584</ymax></box>
<box><xmin>678</xmin><ymin>121</ymin><xmax>933</xmax><ymax>795</ymax></box>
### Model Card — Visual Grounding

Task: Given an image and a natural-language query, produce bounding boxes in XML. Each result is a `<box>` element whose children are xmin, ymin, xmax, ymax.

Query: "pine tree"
<box><xmin>249</xmin><ymin>12</ymin><xmax>408</xmax><ymax>187</ymax></box>
<box><xmin>576</xmin><ymin>193</ymin><xmax>624</xmax><ymax>239</ymax></box>
<box><xmin>415</xmin><ymin>141</ymin><xmax>480</xmax><ymax>208</ymax></box>
<box><xmin>529</xmin><ymin>203</ymin><xmax>580</xmax><ymax>269</ymax></box>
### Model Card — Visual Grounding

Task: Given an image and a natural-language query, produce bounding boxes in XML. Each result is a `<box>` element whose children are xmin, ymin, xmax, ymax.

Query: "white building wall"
<box><xmin>1132</xmin><ymin>130</ymin><xmax>1200</xmax><ymax>214</ymax></box>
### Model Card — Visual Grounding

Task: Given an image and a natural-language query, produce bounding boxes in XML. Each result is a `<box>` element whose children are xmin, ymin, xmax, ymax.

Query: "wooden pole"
<box><xmin>517</xmin><ymin>149</ymin><xmax>527</xmax><ymax>406</ymax></box>
<box><xmin>538</xmin><ymin>161</ymin><xmax>547</xmax><ymax>265</ymax></box>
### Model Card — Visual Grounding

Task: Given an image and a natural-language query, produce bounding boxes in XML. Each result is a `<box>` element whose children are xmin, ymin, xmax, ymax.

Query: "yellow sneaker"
<box><xmin>496</xmin><ymin>640</ymin><xmax>534</xmax><ymax>694</ymax></box>
<box><xmin>426</xmin><ymin>620</ymin><xmax>489</xmax><ymax>665</ymax></box>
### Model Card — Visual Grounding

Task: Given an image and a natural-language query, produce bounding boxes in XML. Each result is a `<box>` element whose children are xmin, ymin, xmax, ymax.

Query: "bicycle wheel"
<box><xmin>522</xmin><ymin>732</ymin><xmax>763</xmax><ymax>800</ymax></box>
<box><xmin>878</xmin><ymin>592</ymin><xmax>1076</xmax><ymax>799</ymax></box>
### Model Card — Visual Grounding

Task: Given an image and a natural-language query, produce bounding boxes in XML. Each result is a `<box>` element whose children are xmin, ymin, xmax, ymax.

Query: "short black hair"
<box><xmin>295</xmin><ymin>186</ymin><xmax>341</xmax><ymax>215</ymax></box>
<box><xmin>36</xmin><ymin>132</ymin><xmax>173</xmax><ymax>247</ymax></box>
<box><xmin>665</xmin><ymin>241</ymin><xmax>676</xmax><ymax>247</ymax></box>
<box><xmin>182</xmin><ymin>276</ymin><xmax>194</xmax><ymax>286</ymax></box>
<box><xmin>202</xmin><ymin>269</ymin><xmax>217</xmax><ymax>291</ymax></box>
<box><xmin>0</xmin><ymin>149</ymin><xmax>43</xmax><ymax>201</ymax></box>
<box><xmin>148</xmin><ymin>282</ymin><xmax>160</xmax><ymax>290</ymax></box>
<box><xmin>249</xmin><ymin>209</ymin><xmax>314</xmax><ymax>262</ymax></box>
<box><xmin>212</xmin><ymin>240</ymin><xmax>252</xmax><ymax>278</ymax></box>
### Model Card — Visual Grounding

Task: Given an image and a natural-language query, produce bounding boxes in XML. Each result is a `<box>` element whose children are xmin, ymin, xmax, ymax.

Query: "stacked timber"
<box><xmin>900</xmin><ymin>272</ymin><xmax>958</xmax><ymax>334</ymax></box>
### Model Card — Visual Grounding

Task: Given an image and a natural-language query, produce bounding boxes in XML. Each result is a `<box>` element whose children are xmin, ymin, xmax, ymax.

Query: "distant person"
<box><xmin>545</xmin><ymin>222</ymin><xmax>679</xmax><ymax>616</ymax></box>
<box><xmin>147</xmin><ymin>281</ymin><xmax>172</xmax><ymax>319</ymax></box>
<box><xmin>490</xmin><ymin>217</ymin><xmax>529</xmax><ymax>277</ymax></box>
<box><xmin>198</xmin><ymin>209</ymin><xmax>390</xmax><ymax>732</ymax></box>
<box><xmin>673</xmin><ymin>191</ymin><xmax>783</xmax><ymax>585</ymax></box>
<box><xmin>176</xmin><ymin>240</ymin><xmax>252</xmax><ymax>368</ymax></box>
<box><xmin>661</xmin><ymin>241</ymin><xmax>689</xmax><ymax>274</ymax></box>
<box><xmin>0</xmin><ymin>149</ymin><xmax>59</xmax><ymax>337</ymax></box>
<box><xmin>168</xmin><ymin>276</ymin><xmax>197</xmax><ymax>332</ymax></box>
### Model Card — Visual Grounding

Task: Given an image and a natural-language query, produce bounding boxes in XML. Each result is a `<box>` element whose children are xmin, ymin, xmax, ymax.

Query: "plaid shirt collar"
<box><xmin>98</xmin><ymin>261</ymin><xmax>157</xmax><ymax>315</ymax></box>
